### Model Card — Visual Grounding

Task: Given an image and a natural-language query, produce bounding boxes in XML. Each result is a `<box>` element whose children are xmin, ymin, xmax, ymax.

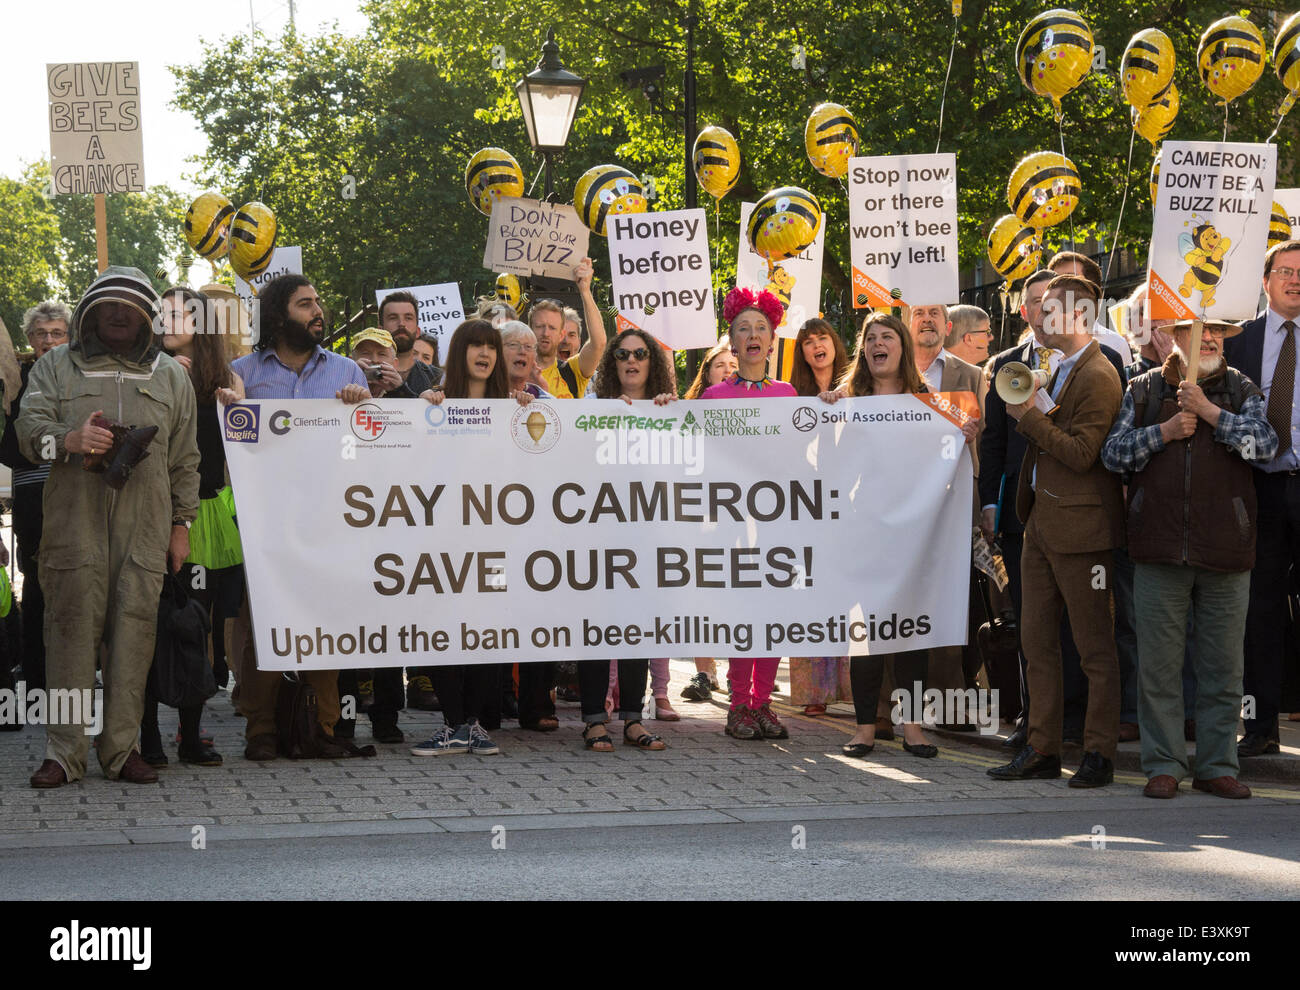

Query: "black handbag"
<box><xmin>149</xmin><ymin>573</ymin><xmax>217</xmax><ymax>709</ymax></box>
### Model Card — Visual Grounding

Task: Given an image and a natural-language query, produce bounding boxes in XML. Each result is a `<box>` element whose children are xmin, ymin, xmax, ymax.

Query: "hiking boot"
<box><xmin>753</xmin><ymin>704</ymin><xmax>789</xmax><ymax>739</ymax></box>
<box><xmin>725</xmin><ymin>706</ymin><xmax>761</xmax><ymax>740</ymax></box>
<box><xmin>680</xmin><ymin>672</ymin><xmax>714</xmax><ymax>702</ymax></box>
<box><xmin>406</xmin><ymin>675</ymin><xmax>441</xmax><ymax>711</ymax></box>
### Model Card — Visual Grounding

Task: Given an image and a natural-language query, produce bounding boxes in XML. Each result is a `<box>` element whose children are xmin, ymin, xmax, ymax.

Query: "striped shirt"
<box><xmin>232</xmin><ymin>346</ymin><xmax>367</xmax><ymax>400</ymax></box>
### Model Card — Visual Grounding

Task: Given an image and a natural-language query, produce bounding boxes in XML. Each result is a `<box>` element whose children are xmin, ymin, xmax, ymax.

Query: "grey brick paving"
<box><xmin>1</xmin><ymin>660</ymin><xmax>1296</xmax><ymax>847</ymax></box>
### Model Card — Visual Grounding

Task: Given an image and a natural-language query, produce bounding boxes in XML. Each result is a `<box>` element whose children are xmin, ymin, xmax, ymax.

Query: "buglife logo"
<box><xmin>269</xmin><ymin>409</ymin><xmax>292</xmax><ymax>435</ymax></box>
<box><xmin>224</xmin><ymin>404</ymin><xmax>259</xmax><ymax>443</ymax></box>
<box><xmin>351</xmin><ymin>404</ymin><xmax>386</xmax><ymax>441</ymax></box>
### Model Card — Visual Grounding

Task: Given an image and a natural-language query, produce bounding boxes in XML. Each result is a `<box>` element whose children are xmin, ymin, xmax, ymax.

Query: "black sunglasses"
<box><xmin>614</xmin><ymin>347</ymin><xmax>650</xmax><ymax>361</ymax></box>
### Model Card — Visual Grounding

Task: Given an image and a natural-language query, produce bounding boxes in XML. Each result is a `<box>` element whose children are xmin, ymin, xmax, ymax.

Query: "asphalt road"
<box><xmin>5</xmin><ymin>802</ymin><xmax>1297</xmax><ymax>901</ymax></box>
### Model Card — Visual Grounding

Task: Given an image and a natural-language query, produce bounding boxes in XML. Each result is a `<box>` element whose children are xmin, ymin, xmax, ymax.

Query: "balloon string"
<box><xmin>1223</xmin><ymin>102</ymin><xmax>1229</xmax><ymax>143</ymax></box>
<box><xmin>1058</xmin><ymin>114</ymin><xmax>1075</xmax><ymax>253</ymax></box>
<box><xmin>1103</xmin><ymin>126</ymin><xmax>1136</xmax><ymax>296</ymax></box>
<box><xmin>935</xmin><ymin>17</ymin><xmax>959</xmax><ymax>154</ymax></box>
<box><xmin>526</xmin><ymin>162</ymin><xmax>545</xmax><ymax>199</ymax></box>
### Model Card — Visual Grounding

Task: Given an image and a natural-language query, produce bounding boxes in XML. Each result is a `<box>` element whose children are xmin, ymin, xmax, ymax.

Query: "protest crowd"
<box><xmin>2</xmin><ymin>231</ymin><xmax>1299</xmax><ymax>804</ymax></box>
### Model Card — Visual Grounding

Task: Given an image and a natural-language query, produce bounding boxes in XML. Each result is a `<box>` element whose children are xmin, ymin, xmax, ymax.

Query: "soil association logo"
<box><xmin>792</xmin><ymin>406</ymin><xmax>818</xmax><ymax>432</ymax></box>
<box><xmin>224</xmin><ymin>404</ymin><xmax>259</xmax><ymax>443</ymax></box>
<box><xmin>511</xmin><ymin>401</ymin><xmax>561</xmax><ymax>453</ymax></box>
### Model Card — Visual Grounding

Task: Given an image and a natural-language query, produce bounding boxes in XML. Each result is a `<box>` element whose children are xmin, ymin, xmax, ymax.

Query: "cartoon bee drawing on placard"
<box><xmin>1179</xmin><ymin>216</ymin><xmax>1231</xmax><ymax>309</ymax></box>
<box><xmin>765</xmin><ymin>263</ymin><xmax>796</xmax><ymax>307</ymax></box>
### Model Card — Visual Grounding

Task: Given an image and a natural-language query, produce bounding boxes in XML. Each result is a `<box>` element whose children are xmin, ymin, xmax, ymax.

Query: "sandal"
<box><xmin>582</xmin><ymin>723</ymin><xmax>614</xmax><ymax>752</ymax></box>
<box><xmin>654</xmin><ymin>699</ymin><xmax>681</xmax><ymax>721</ymax></box>
<box><xmin>521</xmin><ymin>716</ymin><xmax>560</xmax><ymax>732</ymax></box>
<box><xmin>804</xmin><ymin>704</ymin><xmax>827</xmax><ymax>716</ymax></box>
<box><xmin>623</xmin><ymin>721</ymin><xmax>667</xmax><ymax>751</ymax></box>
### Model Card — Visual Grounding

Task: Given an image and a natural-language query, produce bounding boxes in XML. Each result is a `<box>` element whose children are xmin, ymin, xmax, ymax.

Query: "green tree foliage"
<box><xmin>0</xmin><ymin>172</ymin><xmax>61</xmax><ymax>344</ymax></box>
<box><xmin>173</xmin><ymin>0</ymin><xmax>1300</xmax><ymax>337</ymax></box>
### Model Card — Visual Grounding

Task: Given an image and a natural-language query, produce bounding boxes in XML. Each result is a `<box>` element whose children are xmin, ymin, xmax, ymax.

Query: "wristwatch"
<box><xmin>172</xmin><ymin>519</ymin><xmax>192</xmax><ymax>530</ymax></box>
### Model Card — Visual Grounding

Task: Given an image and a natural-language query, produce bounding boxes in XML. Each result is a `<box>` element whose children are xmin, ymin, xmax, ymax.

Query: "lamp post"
<box><xmin>515</xmin><ymin>28</ymin><xmax>586</xmax><ymax>201</ymax></box>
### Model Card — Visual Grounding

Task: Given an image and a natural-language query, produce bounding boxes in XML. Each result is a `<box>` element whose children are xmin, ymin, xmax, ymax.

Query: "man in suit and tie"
<box><xmin>1222</xmin><ymin>238</ymin><xmax>1300</xmax><ymax>758</ymax></box>
<box><xmin>988</xmin><ymin>274</ymin><xmax>1125</xmax><ymax>786</ymax></box>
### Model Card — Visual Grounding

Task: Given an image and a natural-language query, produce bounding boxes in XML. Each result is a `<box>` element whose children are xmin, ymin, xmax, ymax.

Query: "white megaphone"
<box><xmin>995</xmin><ymin>362</ymin><xmax>1051</xmax><ymax>405</ymax></box>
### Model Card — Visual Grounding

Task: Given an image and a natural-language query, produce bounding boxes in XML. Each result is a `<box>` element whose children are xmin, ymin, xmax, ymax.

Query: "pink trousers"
<box><xmin>727</xmin><ymin>657</ymin><xmax>779</xmax><ymax>709</ymax></box>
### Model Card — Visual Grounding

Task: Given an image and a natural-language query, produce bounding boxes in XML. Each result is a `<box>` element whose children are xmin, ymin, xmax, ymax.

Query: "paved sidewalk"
<box><xmin>1</xmin><ymin>661</ymin><xmax>1296</xmax><ymax>849</ymax></box>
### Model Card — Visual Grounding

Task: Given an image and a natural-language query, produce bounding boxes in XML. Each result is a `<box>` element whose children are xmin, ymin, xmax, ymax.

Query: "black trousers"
<box><xmin>12</xmin><ymin>485</ymin><xmax>44</xmax><ymax>691</ymax></box>
<box><xmin>518</xmin><ymin>661</ymin><xmax>556</xmax><ymax>724</ymax></box>
<box><xmin>850</xmin><ymin>650</ymin><xmax>928</xmax><ymax>726</ymax></box>
<box><xmin>578</xmin><ymin>659</ymin><xmax>648</xmax><ymax>723</ymax></box>
<box><xmin>429</xmin><ymin>664</ymin><xmax>497</xmax><ymax>728</ymax></box>
<box><xmin>337</xmin><ymin>667</ymin><xmax>404</xmax><ymax>731</ymax></box>
<box><xmin>1243</xmin><ymin>470</ymin><xmax>1300</xmax><ymax>735</ymax></box>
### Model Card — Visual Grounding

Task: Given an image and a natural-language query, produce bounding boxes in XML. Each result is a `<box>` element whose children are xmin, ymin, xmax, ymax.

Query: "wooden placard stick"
<box><xmin>1184</xmin><ymin>318</ymin><xmax>1203</xmax><ymax>383</ymax></box>
<box><xmin>94</xmin><ymin>193</ymin><xmax>108</xmax><ymax>274</ymax></box>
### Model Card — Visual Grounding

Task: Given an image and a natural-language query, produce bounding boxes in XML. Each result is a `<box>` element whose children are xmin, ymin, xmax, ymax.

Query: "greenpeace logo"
<box><xmin>50</xmin><ymin>921</ymin><xmax>151</xmax><ymax>970</ymax></box>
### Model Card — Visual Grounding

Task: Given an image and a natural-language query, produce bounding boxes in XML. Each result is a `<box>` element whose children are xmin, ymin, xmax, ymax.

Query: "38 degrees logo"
<box><xmin>351</xmin><ymin>404</ymin><xmax>386</xmax><ymax>441</ymax></box>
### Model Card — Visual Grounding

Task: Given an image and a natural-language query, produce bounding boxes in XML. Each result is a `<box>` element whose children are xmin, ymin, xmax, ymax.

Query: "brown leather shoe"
<box><xmin>1143</xmin><ymin>774</ymin><xmax>1178</xmax><ymax>799</ymax></box>
<box><xmin>118</xmin><ymin>751</ymin><xmax>159</xmax><ymax>784</ymax></box>
<box><xmin>1192</xmin><ymin>776</ymin><xmax>1251</xmax><ymax>799</ymax></box>
<box><xmin>243</xmin><ymin>733</ymin><xmax>279</xmax><ymax>761</ymax></box>
<box><xmin>1118</xmin><ymin>722</ymin><xmax>1140</xmax><ymax>742</ymax></box>
<box><xmin>30</xmin><ymin>759</ymin><xmax>67</xmax><ymax>789</ymax></box>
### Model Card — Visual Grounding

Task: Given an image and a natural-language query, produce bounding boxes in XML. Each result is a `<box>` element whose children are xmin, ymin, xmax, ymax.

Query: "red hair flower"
<box><xmin>723</xmin><ymin>286</ymin><xmax>784</xmax><ymax>330</ymax></box>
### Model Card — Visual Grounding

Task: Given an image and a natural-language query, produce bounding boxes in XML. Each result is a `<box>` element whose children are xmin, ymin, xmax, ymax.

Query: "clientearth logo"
<box><xmin>351</xmin><ymin>404</ymin><xmax>386</xmax><ymax>441</ymax></box>
<box><xmin>511</xmin><ymin>401</ymin><xmax>561</xmax><ymax>453</ymax></box>
<box><xmin>792</xmin><ymin>406</ymin><xmax>818</xmax><ymax>432</ymax></box>
<box><xmin>224</xmin><ymin>404</ymin><xmax>259</xmax><ymax>442</ymax></box>
<box><xmin>269</xmin><ymin>409</ymin><xmax>292</xmax><ymax>435</ymax></box>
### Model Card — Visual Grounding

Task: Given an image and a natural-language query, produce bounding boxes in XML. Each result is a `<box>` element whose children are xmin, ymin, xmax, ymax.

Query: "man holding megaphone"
<box><xmin>988</xmin><ymin>274</ymin><xmax>1125</xmax><ymax>788</ymax></box>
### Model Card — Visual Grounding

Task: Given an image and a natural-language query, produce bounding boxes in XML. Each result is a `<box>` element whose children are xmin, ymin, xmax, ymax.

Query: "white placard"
<box><xmin>223</xmin><ymin>393</ymin><xmax>974</xmax><ymax>669</ymax></box>
<box><xmin>848</xmin><ymin>153</ymin><xmax>958</xmax><ymax>309</ymax></box>
<box><xmin>483</xmin><ymin>197</ymin><xmax>590</xmax><ymax>279</ymax></box>
<box><xmin>737</xmin><ymin>201</ymin><xmax>825</xmax><ymax>338</ymax></box>
<box><xmin>608</xmin><ymin>208</ymin><xmax>715</xmax><ymax>350</ymax></box>
<box><xmin>47</xmin><ymin>61</ymin><xmax>145</xmax><ymax>194</ymax></box>
<box><xmin>1147</xmin><ymin>141</ymin><xmax>1276</xmax><ymax>322</ymax></box>
<box><xmin>375</xmin><ymin>283</ymin><xmax>465</xmax><ymax>351</ymax></box>
<box><xmin>233</xmin><ymin>246</ymin><xmax>302</xmax><ymax>316</ymax></box>
<box><xmin>1274</xmin><ymin>187</ymin><xmax>1300</xmax><ymax>231</ymax></box>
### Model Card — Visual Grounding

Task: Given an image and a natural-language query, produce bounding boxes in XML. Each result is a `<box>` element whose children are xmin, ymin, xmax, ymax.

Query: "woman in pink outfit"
<box><xmin>700</xmin><ymin>287</ymin><xmax>797</xmax><ymax>741</ymax></box>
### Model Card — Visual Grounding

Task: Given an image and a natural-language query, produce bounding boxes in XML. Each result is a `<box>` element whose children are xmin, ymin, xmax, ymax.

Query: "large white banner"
<box><xmin>1147</xmin><ymin>141</ymin><xmax>1276</xmax><ymax>322</ymax></box>
<box><xmin>223</xmin><ymin>395</ymin><xmax>974</xmax><ymax>670</ymax></box>
<box><xmin>737</xmin><ymin>201</ymin><xmax>825</xmax><ymax>339</ymax></box>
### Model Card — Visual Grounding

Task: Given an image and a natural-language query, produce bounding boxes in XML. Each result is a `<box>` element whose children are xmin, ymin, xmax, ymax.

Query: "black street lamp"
<box><xmin>515</xmin><ymin>28</ymin><xmax>586</xmax><ymax>201</ymax></box>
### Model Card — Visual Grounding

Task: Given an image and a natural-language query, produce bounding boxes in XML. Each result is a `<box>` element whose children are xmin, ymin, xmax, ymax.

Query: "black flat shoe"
<box><xmin>1003</xmin><ymin>725</ymin><xmax>1028</xmax><ymax>749</ymax></box>
<box><xmin>177</xmin><ymin>743</ymin><xmax>223</xmax><ymax>767</ymax></box>
<box><xmin>842</xmin><ymin>742</ymin><xmax>874</xmax><ymax>758</ymax></box>
<box><xmin>902</xmin><ymin>741</ymin><xmax>938</xmax><ymax>758</ymax></box>
<box><xmin>1068</xmin><ymin>750</ymin><xmax>1113</xmax><ymax>788</ymax></box>
<box><xmin>1237</xmin><ymin>732</ymin><xmax>1280</xmax><ymax>758</ymax></box>
<box><xmin>988</xmin><ymin>745</ymin><xmax>1061</xmax><ymax>780</ymax></box>
<box><xmin>140</xmin><ymin>749</ymin><xmax>168</xmax><ymax>768</ymax></box>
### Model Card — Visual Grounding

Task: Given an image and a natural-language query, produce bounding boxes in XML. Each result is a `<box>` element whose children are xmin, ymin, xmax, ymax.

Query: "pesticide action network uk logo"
<box><xmin>224</xmin><ymin>404</ymin><xmax>259</xmax><ymax>443</ymax></box>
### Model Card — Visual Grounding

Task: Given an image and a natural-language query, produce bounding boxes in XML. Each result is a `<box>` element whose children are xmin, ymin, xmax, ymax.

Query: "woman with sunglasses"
<box><xmin>701</xmin><ymin>287</ymin><xmax>798</xmax><ymax>742</ymax></box>
<box><xmin>578</xmin><ymin>329</ymin><xmax>678</xmax><ymax>752</ymax></box>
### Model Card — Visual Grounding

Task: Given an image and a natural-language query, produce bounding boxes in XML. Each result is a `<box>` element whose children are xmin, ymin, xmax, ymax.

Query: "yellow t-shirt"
<box><xmin>540</xmin><ymin>356</ymin><xmax>591</xmax><ymax>399</ymax></box>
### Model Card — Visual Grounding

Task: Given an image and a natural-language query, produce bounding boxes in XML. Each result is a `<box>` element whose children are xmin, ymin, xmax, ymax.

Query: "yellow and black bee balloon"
<box><xmin>747</xmin><ymin>186</ymin><xmax>821</xmax><ymax>264</ymax></box>
<box><xmin>1007</xmin><ymin>151</ymin><xmax>1080</xmax><ymax>229</ymax></box>
<box><xmin>1150</xmin><ymin>149</ymin><xmax>1162</xmax><ymax>206</ymax></box>
<box><xmin>1015</xmin><ymin>8</ymin><xmax>1094</xmax><ymax>118</ymax></box>
<box><xmin>1197</xmin><ymin>15</ymin><xmax>1264</xmax><ymax>106</ymax></box>
<box><xmin>1120</xmin><ymin>28</ymin><xmax>1175</xmax><ymax>110</ymax></box>
<box><xmin>1270</xmin><ymin>202</ymin><xmax>1293</xmax><ymax>249</ymax></box>
<box><xmin>804</xmin><ymin>103</ymin><xmax>859</xmax><ymax>179</ymax></box>
<box><xmin>1275</xmin><ymin>12</ymin><xmax>1300</xmax><ymax>122</ymax></box>
<box><xmin>495</xmin><ymin>273</ymin><xmax>525</xmax><ymax>310</ymax></box>
<box><xmin>183</xmin><ymin>192</ymin><xmax>235</xmax><ymax>261</ymax></box>
<box><xmin>1133</xmin><ymin>83</ymin><xmax>1179</xmax><ymax>146</ymax></box>
<box><xmin>465</xmin><ymin>148</ymin><xmax>525</xmax><ymax>216</ymax></box>
<box><xmin>987</xmin><ymin>214</ymin><xmax>1041</xmax><ymax>283</ymax></box>
<box><xmin>692</xmin><ymin>125</ymin><xmax>741</xmax><ymax>199</ymax></box>
<box><xmin>573</xmin><ymin>165</ymin><xmax>647</xmax><ymax>237</ymax></box>
<box><xmin>229</xmin><ymin>202</ymin><xmax>278</xmax><ymax>280</ymax></box>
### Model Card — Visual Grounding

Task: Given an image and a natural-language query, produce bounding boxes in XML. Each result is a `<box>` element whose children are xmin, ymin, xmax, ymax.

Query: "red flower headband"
<box><xmin>722</xmin><ymin>287</ymin><xmax>784</xmax><ymax>330</ymax></box>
